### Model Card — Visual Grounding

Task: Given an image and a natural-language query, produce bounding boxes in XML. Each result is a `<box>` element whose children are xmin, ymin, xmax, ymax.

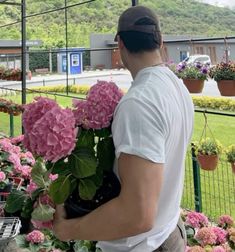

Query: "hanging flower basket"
<box><xmin>197</xmin><ymin>154</ymin><xmax>219</xmax><ymax>171</ymax></box>
<box><xmin>217</xmin><ymin>80</ymin><xmax>235</xmax><ymax>96</ymax></box>
<box><xmin>182</xmin><ymin>79</ymin><xmax>205</xmax><ymax>93</ymax></box>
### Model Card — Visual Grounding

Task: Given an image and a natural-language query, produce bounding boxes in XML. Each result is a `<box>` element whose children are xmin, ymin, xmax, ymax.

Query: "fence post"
<box><xmin>43</xmin><ymin>79</ymin><xmax>45</xmax><ymax>86</ymax></box>
<box><xmin>191</xmin><ymin>145</ymin><xmax>202</xmax><ymax>212</ymax></box>
<box><xmin>9</xmin><ymin>113</ymin><xmax>14</xmax><ymax>137</ymax></box>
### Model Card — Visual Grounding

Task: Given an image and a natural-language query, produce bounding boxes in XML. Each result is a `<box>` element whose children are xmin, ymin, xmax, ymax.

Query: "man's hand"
<box><xmin>53</xmin><ymin>204</ymin><xmax>71</xmax><ymax>241</ymax></box>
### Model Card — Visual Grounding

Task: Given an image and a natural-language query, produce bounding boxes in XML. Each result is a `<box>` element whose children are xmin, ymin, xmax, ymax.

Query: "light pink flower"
<box><xmin>188</xmin><ymin>246</ymin><xmax>206</xmax><ymax>252</ymax></box>
<box><xmin>195</xmin><ymin>227</ymin><xmax>217</xmax><ymax>246</ymax></box>
<box><xmin>0</xmin><ymin>138</ymin><xmax>12</xmax><ymax>152</ymax></box>
<box><xmin>10</xmin><ymin>135</ymin><xmax>24</xmax><ymax>145</ymax></box>
<box><xmin>212</xmin><ymin>246</ymin><xmax>226</xmax><ymax>252</ymax></box>
<box><xmin>218</xmin><ymin>215</ymin><xmax>234</xmax><ymax>228</ymax></box>
<box><xmin>26</xmin><ymin>180</ymin><xmax>38</xmax><ymax>195</ymax></box>
<box><xmin>26</xmin><ymin>106</ymin><xmax>78</xmax><ymax>162</ymax></box>
<box><xmin>73</xmin><ymin>80</ymin><xmax>123</xmax><ymax>129</ymax></box>
<box><xmin>0</xmin><ymin>172</ymin><xmax>6</xmax><ymax>182</ymax></box>
<box><xmin>23</xmin><ymin>97</ymin><xmax>59</xmax><ymax>152</ymax></box>
<box><xmin>26</xmin><ymin>230</ymin><xmax>45</xmax><ymax>244</ymax></box>
<box><xmin>49</xmin><ymin>174</ymin><xmax>58</xmax><ymax>181</ymax></box>
<box><xmin>212</xmin><ymin>227</ymin><xmax>227</xmax><ymax>244</ymax></box>
<box><xmin>185</xmin><ymin>211</ymin><xmax>209</xmax><ymax>228</ymax></box>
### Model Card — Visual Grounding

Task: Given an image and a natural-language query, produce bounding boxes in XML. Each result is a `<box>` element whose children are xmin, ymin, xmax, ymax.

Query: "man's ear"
<box><xmin>117</xmin><ymin>35</ymin><xmax>125</xmax><ymax>50</ymax></box>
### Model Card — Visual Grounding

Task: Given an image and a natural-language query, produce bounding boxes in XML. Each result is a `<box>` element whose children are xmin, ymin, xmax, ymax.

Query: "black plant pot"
<box><xmin>65</xmin><ymin>172</ymin><xmax>121</xmax><ymax>219</ymax></box>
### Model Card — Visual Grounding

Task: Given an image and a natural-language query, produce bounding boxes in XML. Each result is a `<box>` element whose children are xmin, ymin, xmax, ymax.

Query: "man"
<box><xmin>53</xmin><ymin>5</ymin><xmax>194</xmax><ymax>252</ymax></box>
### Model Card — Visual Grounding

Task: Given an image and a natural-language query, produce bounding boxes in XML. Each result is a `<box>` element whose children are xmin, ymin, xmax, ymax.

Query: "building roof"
<box><xmin>163</xmin><ymin>35</ymin><xmax>235</xmax><ymax>44</ymax></box>
<box><xmin>0</xmin><ymin>40</ymin><xmax>42</xmax><ymax>47</ymax></box>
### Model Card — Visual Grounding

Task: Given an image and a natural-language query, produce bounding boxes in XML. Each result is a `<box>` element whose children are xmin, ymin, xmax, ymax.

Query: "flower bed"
<box><xmin>183</xmin><ymin>210</ymin><xmax>235</xmax><ymax>252</ymax></box>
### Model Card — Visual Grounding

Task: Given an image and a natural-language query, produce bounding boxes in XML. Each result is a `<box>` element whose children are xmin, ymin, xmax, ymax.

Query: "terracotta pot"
<box><xmin>197</xmin><ymin>154</ymin><xmax>218</xmax><ymax>171</ymax></box>
<box><xmin>231</xmin><ymin>163</ymin><xmax>235</xmax><ymax>174</ymax></box>
<box><xmin>182</xmin><ymin>79</ymin><xmax>204</xmax><ymax>93</ymax></box>
<box><xmin>217</xmin><ymin>80</ymin><xmax>235</xmax><ymax>96</ymax></box>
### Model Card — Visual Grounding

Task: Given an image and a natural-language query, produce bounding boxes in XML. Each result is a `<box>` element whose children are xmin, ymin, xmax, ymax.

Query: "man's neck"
<box><xmin>127</xmin><ymin>50</ymin><xmax>163</xmax><ymax>79</ymax></box>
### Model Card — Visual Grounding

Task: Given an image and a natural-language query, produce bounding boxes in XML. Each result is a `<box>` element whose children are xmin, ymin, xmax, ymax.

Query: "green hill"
<box><xmin>0</xmin><ymin>0</ymin><xmax>235</xmax><ymax>48</ymax></box>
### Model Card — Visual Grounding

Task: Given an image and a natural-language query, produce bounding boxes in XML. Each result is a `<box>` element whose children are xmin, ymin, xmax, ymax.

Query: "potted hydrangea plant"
<box><xmin>194</xmin><ymin>138</ymin><xmax>222</xmax><ymax>171</ymax></box>
<box><xmin>5</xmin><ymin>80</ymin><xmax>123</xmax><ymax>233</ymax></box>
<box><xmin>225</xmin><ymin>144</ymin><xmax>235</xmax><ymax>174</ymax></box>
<box><xmin>174</xmin><ymin>62</ymin><xmax>209</xmax><ymax>93</ymax></box>
<box><xmin>209</xmin><ymin>61</ymin><xmax>235</xmax><ymax>96</ymax></box>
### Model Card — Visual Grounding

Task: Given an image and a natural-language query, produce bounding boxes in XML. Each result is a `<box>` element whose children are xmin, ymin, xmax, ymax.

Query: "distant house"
<box><xmin>90</xmin><ymin>34</ymin><xmax>235</xmax><ymax>69</ymax></box>
<box><xmin>0</xmin><ymin>40</ymin><xmax>42</xmax><ymax>70</ymax></box>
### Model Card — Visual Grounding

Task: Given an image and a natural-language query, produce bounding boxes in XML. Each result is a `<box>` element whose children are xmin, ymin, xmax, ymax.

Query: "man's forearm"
<box><xmin>63</xmin><ymin>196</ymin><xmax>149</xmax><ymax>241</ymax></box>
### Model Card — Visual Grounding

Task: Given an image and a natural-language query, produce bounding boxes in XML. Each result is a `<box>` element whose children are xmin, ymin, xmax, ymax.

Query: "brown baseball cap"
<box><xmin>114</xmin><ymin>5</ymin><xmax>161</xmax><ymax>42</ymax></box>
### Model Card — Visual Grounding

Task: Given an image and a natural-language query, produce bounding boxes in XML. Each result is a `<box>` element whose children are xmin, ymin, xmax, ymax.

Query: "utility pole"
<box><xmin>21</xmin><ymin>0</ymin><xmax>26</xmax><ymax>105</ymax></box>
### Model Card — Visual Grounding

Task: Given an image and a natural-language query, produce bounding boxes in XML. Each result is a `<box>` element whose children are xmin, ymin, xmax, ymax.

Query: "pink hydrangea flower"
<box><xmin>49</xmin><ymin>173</ymin><xmax>58</xmax><ymax>181</ymax></box>
<box><xmin>185</xmin><ymin>211</ymin><xmax>209</xmax><ymax>228</ymax></box>
<box><xmin>26</xmin><ymin>106</ymin><xmax>78</xmax><ymax>162</ymax></box>
<box><xmin>73</xmin><ymin>80</ymin><xmax>123</xmax><ymax>129</ymax></box>
<box><xmin>10</xmin><ymin>135</ymin><xmax>24</xmax><ymax>145</ymax></box>
<box><xmin>26</xmin><ymin>230</ymin><xmax>45</xmax><ymax>244</ymax></box>
<box><xmin>187</xmin><ymin>246</ymin><xmax>206</xmax><ymax>252</ymax></box>
<box><xmin>212</xmin><ymin>246</ymin><xmax>226</xmax><ymax>252</ymax></box>
<box><xmin>73</xmin><ymin>99</ymin><xmax>89</xmax><ymax>126</ymax></box>
<box><xmin>26</xmin><ymin>180</ymin><xmax>38</xmax><ymax>195</ymax></box>
<box><xmin>0</xmin><ymin>138</ymin><xmax>13</xmax><ymax>152</ymax></box>
<box><xmin>0</xmin><ymin>172</ymin><xmax>6</xmax><ymax>182</ymax></box>
<box><xmin>22</xmin><ymin>97</ymin><xmax>58</xmax><ymax>133</ymax></box>
<box><xmin>20</xmin><ymin>165</ymin><xmax>32</xmax><ymax>179</ymax></box>
<box><xmin>195</xmin><ymin>227</ymin><xmax>217</xmax><ymax>246</ymax></box>
<box><xmin>8</xmin><ymin>153</ymin><xmax>22</xmax><ymax>170</ymax></box>
<box><xmin>23</xmin><ymin>97</ymin><xmax>59</xmax><ymax>152</ymax></box>
<box><xmin>212</xmin><ymin>227</ymin><xmax>227</xmax><ymax>244</ymax></box>
<box><xmin>218</xmin><ymin>215</ymin><xmax>234</xmax><ymax>228</ymax></box>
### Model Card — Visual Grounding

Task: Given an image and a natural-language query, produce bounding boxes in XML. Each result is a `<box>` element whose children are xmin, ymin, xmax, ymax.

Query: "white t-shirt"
<box><xmin>97</xmin><ymin>66</ymin><xmax>194</xmax><ymax>252</ymax></box>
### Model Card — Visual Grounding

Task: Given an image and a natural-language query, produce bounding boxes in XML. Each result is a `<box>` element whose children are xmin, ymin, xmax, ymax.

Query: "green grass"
<box><xmin>1</xmin><ymin>92</ymin><xmax>235</xmax><ymax>219</ymax></box>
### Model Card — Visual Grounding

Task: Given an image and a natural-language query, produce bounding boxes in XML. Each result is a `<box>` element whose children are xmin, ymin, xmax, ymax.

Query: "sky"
<box><xmin>199</xmin><ymin>0</ymin><xmax>235</xmax><ymax>8</ymax></box>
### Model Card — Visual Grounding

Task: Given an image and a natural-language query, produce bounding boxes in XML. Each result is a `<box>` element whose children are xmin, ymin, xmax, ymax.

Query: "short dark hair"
<box><xmin>119</xmin><ymin>31</ymin><xmax>161</xmax><ymax>53</ymax></box>
<box><xmin>118</xmin><ymin>17</ymin><xmax>162</xmax><ymax>53</ymax></box>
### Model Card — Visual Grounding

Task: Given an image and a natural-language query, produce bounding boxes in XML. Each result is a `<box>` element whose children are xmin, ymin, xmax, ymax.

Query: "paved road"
<box><xmin>0</xmin><ymin>70</ymin><xmax>234</xmax><ymax>98</ymax></box>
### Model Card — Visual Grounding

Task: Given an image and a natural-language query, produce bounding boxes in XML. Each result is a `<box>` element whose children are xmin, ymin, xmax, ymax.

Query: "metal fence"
<box><xmin>182</xmin><ymin>149</ymin><xmax>235</xmax><ymax>220</ymax></box>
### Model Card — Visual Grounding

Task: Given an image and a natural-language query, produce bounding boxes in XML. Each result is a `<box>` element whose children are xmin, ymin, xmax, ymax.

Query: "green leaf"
<box><xmin>48</xmin><ymin>159</ymin><xmax>71</xmax><ymax>176</ymax></box>
<box><xmin>31</xmin><ymin>204</ymin><xmax>55</xmax><ymax>221</ymax></box>
<box><xmin>70</xmin><ymin>148</ymin><xmax>97</xmax><ymax>179</ymax></box>
<box><xmin>5</xmin><ymin>190</ymin><xmax>27</xmax><ymax>213</ymax></box>
<box><xmin>79</xmin><ymin>178</ymin><xmax>97</xmax><ymax>200</ymax></box>
<box><xmin>97</xmin><ymin>137</ymin><xmax>115</xmax><ymax>172</ymax></box>
<box><xmin>49</xmin><ymin>175</ymin><xmax>71</xmax><ymax>204</ymax></box>
<box><xmin>15</xmin><ymin>235</ymin><xmax>29</xmax><ymax>249</ymax></box>
<box><xmin>76</xmin><ymin>129</ymin><xmax>95</xmax><ymax>150</ymax></box>
<box><xmin>21</xmin><ymin>198</ymin><xmax>34</xmax><ymax>219</ymax></box>
<box><xmin>94</xmin><ymin>127</ymin><xmax>111</xmax><ymax>138</ymax></box>
<box><xmin>31</xmin><ymin>159</ymin><xmax>47</xmax><ymax>188</ymax></box>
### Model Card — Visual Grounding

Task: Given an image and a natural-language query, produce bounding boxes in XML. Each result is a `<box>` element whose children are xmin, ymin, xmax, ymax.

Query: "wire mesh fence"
<box><xmin>182</xmin><ymin>151</ymin><xmax>235</xmax><ymax>220</ymax></box>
